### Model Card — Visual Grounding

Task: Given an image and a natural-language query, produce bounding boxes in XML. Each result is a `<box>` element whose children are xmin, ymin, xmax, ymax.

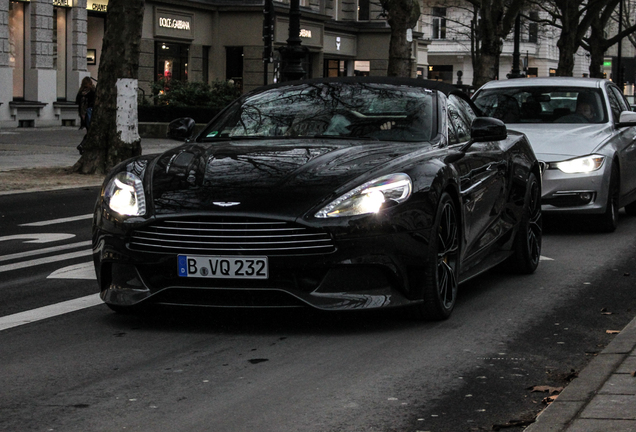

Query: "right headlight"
<box><xmin>315</xmin><ymin>173</ymin><xmax>412</xmax><ymax>218</ymax></box>
<box><xmin>104</xmin><ymin>172</ymin><xmax>146</xmax><ymax>216</ymax></box>
<box><xmin>553</xmin><ymin>155</ymin><xmax>605</xmax><ymax>174</ymax></box>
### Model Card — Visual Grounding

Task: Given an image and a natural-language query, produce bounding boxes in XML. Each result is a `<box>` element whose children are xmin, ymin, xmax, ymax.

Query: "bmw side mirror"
<box><xmin>471</xmin><ymin>117</ymin><xmax>507</xmax><ymax>142</ymax></box>
<box><xmin>167</xmin><ymin>117</ymin><xmax>196</xmax><ymax>141</ymax></box>
<box><xmin>617</xmin><ymin>111</ymin><xmax>636</xmax><ymax>128</ymax></box>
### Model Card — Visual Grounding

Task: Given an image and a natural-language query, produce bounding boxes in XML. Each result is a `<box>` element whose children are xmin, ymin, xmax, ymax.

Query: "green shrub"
<box><xmin>151</xmin><ymin>79</ymin><xmax>241</xmax><ymax>108</ymax></box>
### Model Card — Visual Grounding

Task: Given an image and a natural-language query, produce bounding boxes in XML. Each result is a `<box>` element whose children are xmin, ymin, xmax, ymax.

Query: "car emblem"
<box><xmin>212</xmin><ymin>202</ymin><xmax>241</xmax><ymax>207</ymax></box>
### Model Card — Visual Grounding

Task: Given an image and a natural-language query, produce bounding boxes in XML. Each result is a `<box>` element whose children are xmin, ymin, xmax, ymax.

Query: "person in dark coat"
<box><xmin>75</xmin><ymin>77</ymin><xmax>96</xmax><ymax>154</ymax></box>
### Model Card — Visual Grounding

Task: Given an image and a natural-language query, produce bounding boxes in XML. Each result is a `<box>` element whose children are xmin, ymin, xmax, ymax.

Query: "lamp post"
<box><xmin>507</xmin><ymin>13</ymin><xmax>524</xmax><ymax>79</ymax></box>
<box><xmin>278</xmin><ymin>0</ymin><xmax>307</xmax><ymax>82</ymax></box>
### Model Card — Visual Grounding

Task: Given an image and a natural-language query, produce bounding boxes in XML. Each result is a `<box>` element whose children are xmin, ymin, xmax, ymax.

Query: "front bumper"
<box><xmin>540</xmin><ymin>165</ymin><xmax>608</xmax><ymax>214</ymax></box>
<box><xmin>93</xmin><ymin>216</ymin><xmax>433</xmax><ymax>311</ymax></box>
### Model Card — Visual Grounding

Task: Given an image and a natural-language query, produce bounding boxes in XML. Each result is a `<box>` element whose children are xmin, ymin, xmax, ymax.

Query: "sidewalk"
<box><xmin>0</xmin><ymin>127</ymin><xmax>177</xmax><ymax>194</ymax></box>
<box><xmin>1</xmin><ymin>127</ymin><xmax>636</xmax><ymax>431</ymax></box>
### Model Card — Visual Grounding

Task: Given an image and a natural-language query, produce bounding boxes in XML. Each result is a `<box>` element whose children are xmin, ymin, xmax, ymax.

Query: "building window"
<box><xmin>432</xmin><ymin>7</ymin><xmax>446</xmax><ymax>40</ymax></box>
<box><xmin>226</xmin><ymin>46</ymin><xmax>244</xmax><ymax>92</ymax></box>
<box><xmin>324</xmin><ymin>59</ymin><xmax>348</xmax><ymax>77</ymax></box>
<box><xmin>358</xmin><ymin>0</ymin><xmax>369</xmax><ymax>21</ymax></box>
<box><xmin>428</xmin><ymin>65</ymin><xmax>453</xmax><ymax>83</ymax></box>
<box><xmin>9</xmin><ymin>1</ymin><xmax>25</xmax><ymax>100</ymax></box>
<box><xmin>528</xmin><ymin>12</ymin><xmax>538</xmax><ymax>43</ymax></box>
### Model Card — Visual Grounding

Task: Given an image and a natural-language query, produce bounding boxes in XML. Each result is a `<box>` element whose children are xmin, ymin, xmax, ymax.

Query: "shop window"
<box><xmin>358</xmin><ymin>0</ymin><xmax>369</xmax><ymax>21</ymax></box>
<box><xmin>354</xmin><ymin>60</ymin><xmax>370</xmax><ymax>76</ymax></box>
<box><xmin>226</xmin><ymin>47</ymin><xmax>244</xmax><ymax>92</ymax></box>
<box><xmin>54</xmin><ymin>7</ymin><xmax>68</xmax><ymax>101</ymax></box>
<box><xmin>526</xmin><ymin>67</ymin><xmax>538</xmax><ymax>78</ymax></box>
<box><xmin>155</xmin><ymin>41</ymin><xmax>189</xmax><ymax>82</ymax></box>
<box><xmin>9</xmin><ymin>1</ymin><xmax>25</xmax><ymax>100</ymax></box>
<box><xmin>432</xmin><ymin>7</ymin><xmax>446</xmax><ymax>40</ymax></box>
<box><xmin>428</xmin><ymin>65</ymin><xmax>453</xmax><ymax>83</ymax></box>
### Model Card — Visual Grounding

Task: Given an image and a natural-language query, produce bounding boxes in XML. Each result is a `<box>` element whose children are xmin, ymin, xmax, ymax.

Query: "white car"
<box><xmin>473</xmin><ymin>77</ymin><xmax>636</xmax><ymax>231</ymax></box>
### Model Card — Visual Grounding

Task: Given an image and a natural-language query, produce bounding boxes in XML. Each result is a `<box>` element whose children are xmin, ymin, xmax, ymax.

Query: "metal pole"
<box><xmin>617</xmin><ymin>0</ymin><xmax>623</xmax><ymax>88</ymax></box>
<box><xmin>279</xmin><ymin>0</ymin><xmax>306</xmax><ymax>82</ymax></box>
<box><xmin>508</xmin><ymin>13</ymin><xmax>523</xmax><ymax>79</ymax></box>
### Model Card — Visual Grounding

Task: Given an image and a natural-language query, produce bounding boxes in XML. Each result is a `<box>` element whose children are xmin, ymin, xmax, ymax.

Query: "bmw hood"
<box><xmin>508</xmin><ymin>123</ymin><xmax>611</xmax><ymax>162</ymax></box>
<box><xmin>148</xmin><ymin>139</ymin><xmax>424</xmax><ymax>216</ymax></box>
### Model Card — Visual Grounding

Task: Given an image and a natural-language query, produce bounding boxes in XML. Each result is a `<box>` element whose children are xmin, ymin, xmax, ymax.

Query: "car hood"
<box><xmin>149</xmin><ymin>139</ymin><xmax>425</xmax><ymax>217</ymax></box>
<box><xmin>507</xmin><ymin>123</ymin><xmax>611</xmax><ymax>162</ymax></box>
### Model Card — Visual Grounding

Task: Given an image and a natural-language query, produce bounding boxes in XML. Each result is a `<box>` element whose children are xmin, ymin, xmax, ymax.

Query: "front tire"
<box><xmin>506</xmin><ymin>173</ymin><xmax>542</xmax><ymax>274</ymax></box>
<box><xmin>597</xmin><ymin>164</ymin><xmax>619</xmax><ymax>232</ymax></box>
<box><xmin>414</xmin><ymin>192</ymin><xmax>459</xmax><ymax>321</ymax></box>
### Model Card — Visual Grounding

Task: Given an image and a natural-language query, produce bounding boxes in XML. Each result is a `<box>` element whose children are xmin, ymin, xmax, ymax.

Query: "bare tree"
<box><xmin>378</xmin><ymin>0</ymin><xmax>421</xmax><ymax>77</ymax></box>
<box><xmin>73</xmin><ymin>0</ymin><xmax>145</xmax><ymax>175</ymax></box>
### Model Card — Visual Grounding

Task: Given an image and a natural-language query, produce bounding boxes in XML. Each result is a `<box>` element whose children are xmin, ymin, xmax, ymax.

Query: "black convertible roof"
<box><xmin>254</xmin><ymin>76</ymin><xmax>464</xmax><ymax>97</ymax></box>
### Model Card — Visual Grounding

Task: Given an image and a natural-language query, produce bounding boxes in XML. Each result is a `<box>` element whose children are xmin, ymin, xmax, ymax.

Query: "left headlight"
<box><xmin>553</xmin><ymin>155</ymin><xmax>605</xmax><ymax>174</ymax></box>
<box><xmin>104</xmin><ymin>172</ymin><xmax>146</xmax><ymax>216</ymax></box>
<box><xmin>315</xmin><ymin>173</ymin><xmax>412</xmax><ymax>218</ymax></box>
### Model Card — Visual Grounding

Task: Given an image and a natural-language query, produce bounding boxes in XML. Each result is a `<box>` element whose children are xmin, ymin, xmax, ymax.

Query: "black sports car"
<box><xmin>93</xmin><ymin>77</ymin><xmax>542</xmax><ymax>320</ymax></box>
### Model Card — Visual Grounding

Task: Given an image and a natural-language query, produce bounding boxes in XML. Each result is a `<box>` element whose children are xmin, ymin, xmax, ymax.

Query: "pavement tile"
<box><xmin>566</xmin><ymin>419</ymin><xmax>636</xmax><ymax>432</ymax></box>
<box><xmin>556</xmin><ymin>354</ymin><xmax>624</xmax><ymax>401</ymax></box>
<box><xmin>617</xmin><ymin>355</ymin><xmax>636</xmax><ymax>374</ymax></box>
<box><xmin>598</xmin><ymin>373</ymin><xmax>636</xmax><ymax>395</ymax></box>
<box><xmin>579</xmin><ymin>394</ymin><xmax>636</xmax><ymax>420</ymax></box>
<box><xmin>525</xmin><ymin>401</ymin><xmax>585</xmax><ymax>432</ymax></box>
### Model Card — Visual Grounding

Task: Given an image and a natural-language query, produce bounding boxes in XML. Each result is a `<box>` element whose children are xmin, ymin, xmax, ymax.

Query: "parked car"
<box><xmin>473</xmin><ymin>77</ymin><xmax>636</xmax><ymax>232</ymax></box>
<box><xmin>93</xmin><ymin>77</ymin><xmax>542</xmax><ymax>320</ymax></box>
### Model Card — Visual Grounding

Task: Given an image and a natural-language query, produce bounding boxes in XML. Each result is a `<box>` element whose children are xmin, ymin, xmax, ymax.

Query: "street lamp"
<box><xmin>278</xmin><ymin>0</ymin><xmax>307</xmax><ymax>82</ymax></box>
<box><xmin>507</xmin><ymin>13</ymin><xmax>524</xmax><ymax>79</ymax></box>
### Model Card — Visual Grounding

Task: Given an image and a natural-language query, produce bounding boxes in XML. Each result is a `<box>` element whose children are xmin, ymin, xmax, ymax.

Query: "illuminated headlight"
<box><xmin>315</xmin><ymin>173</ymin><xmax>412</xmax><ymax>218</ymax></box>
<box><xmin>104</xmin><ymin>172</ymin><xmax>146</xmax><ymax>216</ymax></box>
<box><xmin>553</xmin><ymin>155</ymin><xmax>605</xmax><ymax>174</ymax></box>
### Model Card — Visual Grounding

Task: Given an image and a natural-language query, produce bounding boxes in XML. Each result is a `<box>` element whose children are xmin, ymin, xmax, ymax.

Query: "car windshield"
<box><xmin>473</xmin><ymin>86</ymin><xmax>608</xmax><ymax>124</ymax></box>
<box><xmin>199</xmin><ymin>82</ymin><xmax>437</xmax><ymax>143</ymax></box>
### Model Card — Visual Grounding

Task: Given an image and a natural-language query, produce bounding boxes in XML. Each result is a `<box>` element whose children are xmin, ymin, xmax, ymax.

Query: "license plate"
<box><xmin>178</xmin><ymin>255</ymin><xmax>268</xmax><ymax>279</ymax></box>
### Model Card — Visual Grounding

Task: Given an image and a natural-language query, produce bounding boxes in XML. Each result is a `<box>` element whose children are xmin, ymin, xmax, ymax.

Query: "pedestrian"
<box><xmin>75</xmin><ymin>76</ymin><xmax>96</xmax><ymax>154</ymax></box>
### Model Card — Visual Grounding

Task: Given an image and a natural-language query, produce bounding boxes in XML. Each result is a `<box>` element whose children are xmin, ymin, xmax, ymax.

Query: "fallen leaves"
<box><xmin>606</xmin><ymin>330</ymin><xmax>621</xmax><ymax>334</ymax></box>
<box><xmin>527</xmin><ymin>385</ymin><xmax>564</xmax><ymax>395</ymax></box>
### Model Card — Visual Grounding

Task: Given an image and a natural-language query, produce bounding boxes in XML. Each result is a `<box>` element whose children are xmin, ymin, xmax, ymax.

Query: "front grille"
<box><xmin>129</xmin><ymin>217</ymin><xmax>336</xmax><ymax>256</ymax></box>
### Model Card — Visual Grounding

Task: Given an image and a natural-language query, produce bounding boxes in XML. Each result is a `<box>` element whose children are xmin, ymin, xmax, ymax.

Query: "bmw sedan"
<box><xmin>473</xmin><ymin>77</ymin><xmax>636</xmax><ymax>232</ymax></box>
<box><xmin>93</xmin><ymin>77</ymin><xmax>542</xmax><ymax>320</ymax></box>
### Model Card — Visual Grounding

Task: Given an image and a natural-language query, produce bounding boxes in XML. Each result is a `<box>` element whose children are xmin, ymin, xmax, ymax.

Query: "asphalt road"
<box><xmin>2</xmin><ymin>189</ymin><xmax>636</xmax><ymax>432</ymax></box>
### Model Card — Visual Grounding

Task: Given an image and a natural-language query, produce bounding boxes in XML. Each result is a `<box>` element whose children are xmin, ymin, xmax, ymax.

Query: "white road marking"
<box><xmin>0</xmin><ymin>233</ymin><xmax>76</xmax><ymax>244</ymax></box>
<box><xmin>0</xmin><ymin>249</ymin><xmax>92</xmax><ymax>273</ymax></box>
<box><xmin>540</xmin><ymin>256</ymin><xmax>554</xmax><ymax>261</ymax></box>
<box><xmin>0</xmin><ymin>240</ymin><xmax>91</xmax><ymax>263</ymax></box>
<box><xmin>19</xmin><ymin>214</ymin><xmax>93</xmax><ymax>227</ymax></box>
<box><xmin>48</xmin><ymin>262</ymin><xmax>96</xmax><ymax>280</ymax></box>
<box><xmin>0</xmin><ymin>294</ymin><xmax>102</xmax><ymax>332</ymax></box>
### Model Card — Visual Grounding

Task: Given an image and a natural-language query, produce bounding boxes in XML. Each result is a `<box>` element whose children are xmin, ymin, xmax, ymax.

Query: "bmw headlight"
<box><xmin>104</xmin><ymin>172</ymin><xmax>146</xmax><ymax>216</ymax></box>
<box><xmin>553</xmin><ymin>155</ymin><xmax>605</xmax><ymax>174</ymax></box>
<box><xmin>315</xmin><ymin>173</ymin><xmax>412</xmax><ymax>218</ymax></box>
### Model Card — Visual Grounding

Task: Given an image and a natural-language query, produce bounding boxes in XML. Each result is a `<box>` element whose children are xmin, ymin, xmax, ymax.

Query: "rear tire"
<box><xmin>597</xmin><ymin>165</ymin><xmax>619</xmax><ymax>232</ymax></box>
<box><xmin>413</xmin><ymin>192</ymin><xmax>459</xmax><ymax>321</ymax></box>
<box><xmin>506</xmin><ymin>173</ymin><xmax>542</xmax><ymax>274</ymax></box>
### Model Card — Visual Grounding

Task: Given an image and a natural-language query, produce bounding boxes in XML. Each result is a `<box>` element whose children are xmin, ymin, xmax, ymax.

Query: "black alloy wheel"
<box><xmin>416</xmin><ymin>192</ymin><xmax>459</xmax><ymax>320</ymax></box>
<box><xmin>507</xmin><ymin>172</ymin><xmax>542</xmax><ymax>274</ymax></box>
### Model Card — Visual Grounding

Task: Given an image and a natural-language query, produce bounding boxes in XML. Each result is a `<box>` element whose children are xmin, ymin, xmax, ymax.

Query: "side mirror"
<box><xmin>471</xmin><ymin>117</ymin><xmax>507</xmax><ymax>142</ymax></box>
<box><xmin>617</xmin><ymin>110</ymin><xmax>636</xmax><ymax>128</ymax></box>
<box><xmin>167</xmin><ymin>117</ymin><xmax>196</xmax><ymax>141</ymax></box>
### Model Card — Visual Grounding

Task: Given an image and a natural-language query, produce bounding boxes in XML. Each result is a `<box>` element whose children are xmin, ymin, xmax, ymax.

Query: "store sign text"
<box><xmin>159</xmin><ymin>17</ymin><xmax>191</xmax><ymax>31</ymax></box>
<box><xmin>299</xmin><ymin>29</ymin><xmax>312</xmax><ymax>38</ymax></box>
<box><xmin>87</xmin><ymin>1</ymin><xmax>108</xmax><ymax>12</ymax></box>
<box><xmin>53</xmin><ymin>0</ymin><xmax>70</xmax><ymax>6</ymax></box>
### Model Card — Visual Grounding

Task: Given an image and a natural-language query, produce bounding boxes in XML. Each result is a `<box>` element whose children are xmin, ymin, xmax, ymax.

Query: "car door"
<box><xmin>447</xmin><ymin>94</ymin><xmax>509</xmax><ymax>267</ymax></box>
<box><xmin>607</xmin><ymin>84</ymin><xmax>636</xmax><ymax>199</ymax></box>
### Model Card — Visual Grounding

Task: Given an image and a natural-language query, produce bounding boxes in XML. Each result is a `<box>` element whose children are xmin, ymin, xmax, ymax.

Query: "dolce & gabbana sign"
<box><xmin>155</xmin><ymin>8</ymin><xmax>194</xmax><ymax>40</ymax></box>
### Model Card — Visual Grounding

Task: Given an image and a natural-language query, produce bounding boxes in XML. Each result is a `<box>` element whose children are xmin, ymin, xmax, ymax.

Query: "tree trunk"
<box><xmin>588</xmin><ymin>25</ymin><xmax>607</xmax><ymax>78</ymax></box>
<box><xmin>73</xmin><ymin>0</ymin><xmax>144</xmax><ymax>175</ymax></box>
<box><xmin>380</xmin><ymin>0</ymin><xmax>420</xmax><ymax>77</ymax></box>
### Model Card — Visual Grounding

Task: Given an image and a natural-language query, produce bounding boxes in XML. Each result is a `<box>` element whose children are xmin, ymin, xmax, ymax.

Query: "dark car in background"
<box><xmin>473</xmin><ymin>77</ymin><xmax>636</xmax><ymax>232</ymax></box>
<box><xmin>93</xmin><ymin>77</ymin><xmax>542</xmax><ymax>320</ymax></box>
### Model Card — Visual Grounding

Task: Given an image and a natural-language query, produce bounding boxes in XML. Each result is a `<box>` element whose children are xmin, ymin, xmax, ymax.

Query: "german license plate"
<box><xmin>178</xmin><ymin>255</ymin><xmax>268</xmax><ymax>279</ymax></box>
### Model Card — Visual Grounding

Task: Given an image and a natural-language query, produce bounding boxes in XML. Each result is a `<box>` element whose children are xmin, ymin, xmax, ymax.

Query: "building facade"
<box><xmin>0</xmin><ymin>0</ymin><xmax>430</xmax><ymax>128</ymax></box>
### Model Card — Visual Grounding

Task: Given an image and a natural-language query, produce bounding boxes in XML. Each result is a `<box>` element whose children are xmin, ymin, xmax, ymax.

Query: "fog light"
<box><xmin>579</xmin><ymin>192</ymin><xmax>593</xmax><ymax>202</ymax></box>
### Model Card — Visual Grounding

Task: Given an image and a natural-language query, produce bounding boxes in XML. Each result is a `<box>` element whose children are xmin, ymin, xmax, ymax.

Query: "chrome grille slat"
<box><xmin>129</xmin><ymin>217</ymin><xmax>335</xmax><ymax>256</ymax></box>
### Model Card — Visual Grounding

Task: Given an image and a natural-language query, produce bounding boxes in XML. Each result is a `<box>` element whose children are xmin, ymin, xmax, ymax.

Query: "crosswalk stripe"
<box><xmin>19</xmin><ymin>214</ymin><xmax>93</xmax><ymax>227</ymax></box>
<box><xmin>0</xmin><ymin>294</ymin><xmax>102</xmax><ymax>332</ymax></box>
<box><xmin>0</xmin><ymin>249</ymin><xmax>92</xmax><ymax>273</ymax></box>
<box><xmin>0</xmin><ymin>241</ymin><xmax>91</xmax><ymax>263</ymax></box>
